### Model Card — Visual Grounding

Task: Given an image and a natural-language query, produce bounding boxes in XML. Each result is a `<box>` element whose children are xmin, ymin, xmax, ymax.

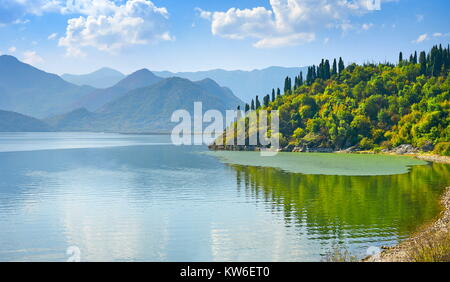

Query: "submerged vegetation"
<box><xmin>222</xmin><ymin>44</ymin><xmax>450</xmax><ymax>156</ymax></box>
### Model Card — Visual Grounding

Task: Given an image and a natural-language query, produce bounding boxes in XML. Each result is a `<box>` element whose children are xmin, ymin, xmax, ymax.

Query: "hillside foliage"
<box><xmin>236</xmin><ymin>45</ymin><xmax>450</xmax><ymax>156</ymax></box>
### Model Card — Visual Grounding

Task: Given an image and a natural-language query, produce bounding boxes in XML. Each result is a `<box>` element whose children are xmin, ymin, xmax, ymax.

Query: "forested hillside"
<box><xmin>226</xmin><ymin>44</ymin><xmax>450</xmax><ymax>156</ymax></box>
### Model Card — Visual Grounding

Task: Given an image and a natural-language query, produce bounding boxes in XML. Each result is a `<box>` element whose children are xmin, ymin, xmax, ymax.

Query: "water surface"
<box><xmin>0</xmin><ymin>133</ymin><xmax>448</xmax><ymax>261</ymax></box>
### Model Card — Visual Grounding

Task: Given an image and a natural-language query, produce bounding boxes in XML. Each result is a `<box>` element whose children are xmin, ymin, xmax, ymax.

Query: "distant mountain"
<box><xmin>62</xmin><ymin>67</ymin><xmax>125</xmax><ymax>88</ymax></box>
<box><xmin>0</xmin><ymin>110</ymin><xmax>51</xmax><ymax>132</ymax></box>
<box><xmin>71</xmin><ymin>69</ymin><xmax>164</xmax><ymax>111</ymax></box>
<box><xmin>0</xmin><ymin>55</ymin><xmax>95</xmax><ymax>118</ymax></box>
<box><xmin>48</xmin><ymin>77</ymin><xmax>243</xmax><ymax>132</ymax></box>
<box><xmin>154</xmin><ymin>66</ymin><xmax>308</xmax><ymax>102</ymax></box>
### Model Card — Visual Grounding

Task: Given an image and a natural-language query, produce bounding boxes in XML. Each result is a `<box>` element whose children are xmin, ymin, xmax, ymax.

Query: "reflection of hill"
<box><xmin>230</xmin><ymin>163</ymin><xmax>450</xmax><ymax>241</ymax></box>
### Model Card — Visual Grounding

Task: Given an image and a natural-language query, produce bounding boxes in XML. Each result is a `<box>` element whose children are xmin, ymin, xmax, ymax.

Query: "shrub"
<box><xmin>434</xmin><ymin>142</ymin><xmax>450</xmax><ymax>156</ymax></box>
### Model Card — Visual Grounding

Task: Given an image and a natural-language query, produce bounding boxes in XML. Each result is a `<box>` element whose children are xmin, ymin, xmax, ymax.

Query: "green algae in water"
<box><xmin>208</xmin><ymin>151</ymin><xmax>428</xmax><ymax>176</ymax></box>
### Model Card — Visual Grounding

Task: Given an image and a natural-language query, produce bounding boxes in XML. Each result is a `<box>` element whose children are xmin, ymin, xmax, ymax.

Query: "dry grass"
<box><xmin>407</xmin><ymin>230</ymin><xmax>450</xmax><ymax>262</ymax></box>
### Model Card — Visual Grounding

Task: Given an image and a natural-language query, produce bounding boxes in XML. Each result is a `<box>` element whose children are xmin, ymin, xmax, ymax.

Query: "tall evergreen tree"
<box><xmin>419</xmin><ymin>51</ymin><xmax>427</xmax><ymax>75</ymax></box>
<box><xmin>284</xmin><ymin>76</ymin><xmax>292</xmax><ymax>94</ymax></box>
<box><xmin>263</xmin><ymin>95</ymin><xmax>270</xmax><ymax>107</ymax></box>
<box><xmin>251</xmin><ymin>99</ymin><xmax>255</xmax><ymax>111</ymax></box>
<box><xmin>277</xmin><ymin>88</ymin><xmax>281</xmax><ymax>97</ymax></box>
<box><xmin>255</xmin><ymin>95</ymin><xmax>261</xmax><ymax>109</ymax></box>
<box><xmin>271</xmin><ymin>89</ymin><xmax>276</xmax><ymax>102</ymax></box>
<box><xmin>338</xmin><ymin>58</ymin><xmax>345</xmax><ymax>74</ymax></box>
<box><xmin>324</xmin><ymin>59</ymin><xmax>331</xmax><ymax>79</ymax></box>
<box><xmin>245</xmin><ymin>103</ymin><xmax>250</xmax><ymax>112</ymax></box>
<box><xmin>399</xmin><ymin>52</ymin><xmax>403</xmax><ymax>64</ymax></box>
<box><xmin>332</xmin><ymin>59</ymin><xmax>337</xmax><ymax>76</ymax></box>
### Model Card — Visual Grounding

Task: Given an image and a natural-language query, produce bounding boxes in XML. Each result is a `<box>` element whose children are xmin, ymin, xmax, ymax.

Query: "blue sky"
<box><xmin>0</xmin><ymin>0</ymin><xmax>449</xmax><ymax>75</ymax></box>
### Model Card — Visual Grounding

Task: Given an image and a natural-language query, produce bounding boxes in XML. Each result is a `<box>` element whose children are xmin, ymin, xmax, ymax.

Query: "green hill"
<box><xmin>48</xmin><ymin>77</ymin><xmax>243</xmax><ymax>132</ymax></box>
<box><xmin>221</xmin><ymin>44</ymin><xmax>450</xmax><ymax>156</ymax></box>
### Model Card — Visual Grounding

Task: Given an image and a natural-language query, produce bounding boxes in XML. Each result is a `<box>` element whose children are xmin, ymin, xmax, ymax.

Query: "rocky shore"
<box><xmin>364</xmin><ymin>186</ymin><xmax>450</xmax><ymax>262</ymax></box>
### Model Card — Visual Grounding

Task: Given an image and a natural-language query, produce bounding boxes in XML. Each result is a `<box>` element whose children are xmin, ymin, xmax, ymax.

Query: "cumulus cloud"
<box><xmin>22</xmin><ymin>51</ymin><xmax>44</xmax><ymax>65</ymax></box>
<box><xmin>58</xmin><ymin>0</ymin><xmax>173</xmax><ymax>56</ymax></box>
<box><xmin>197</xmin><ymin>0</ymin><xmax>393</xmax><ymax>48</ymax></box>
<box><xmin>1</xmin><ymin>1</ymin><xmax>173</xmax><ymax>56</ymax></box>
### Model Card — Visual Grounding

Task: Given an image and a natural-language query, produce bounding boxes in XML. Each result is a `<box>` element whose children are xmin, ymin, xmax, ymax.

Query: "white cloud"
<box><xmin>58</xmin><ymin>0</ymin><xmax>173</xmax><ymax>56</ymax></box>
<box><xmin>432</xmin><ymin>32</ymin><xmax>450</xmax><ymax>38</ymax></box>
<box><xmin>195</xmin><ymin>7</ymin><xmax>212</xmax><ymax>20</ymax></box>
<box><xmin>413</xmin><ymin>32</ymin><xmax>450</xmax><ymax>43</ymax></box>
<box><xmin>413</xmin><ymin>33</ymin><xmax>428</xmax><ymax>43</ymax></box>
<box><xmin>198</xmin><ymin>0</ymin><xmax>393</xmax><ymax>48</ymax></box>
<box><xmin>48</xmin><ymin>32</ymin><xmax>58</xmax><ymax>40</ymax></box>
<box><xmin>1</xmin><ymin>1</ymin><xmax>173</xmax><ymax>56</ymax></box>
<box><xmin>8</xmin><ymin>46</ymin><xmax>17</xmax><ymax>53</ymax></box>
<box><xmin>22</xmin><ymin>51</ymin><xmax>44</xmax><ymax>65</ymax></box>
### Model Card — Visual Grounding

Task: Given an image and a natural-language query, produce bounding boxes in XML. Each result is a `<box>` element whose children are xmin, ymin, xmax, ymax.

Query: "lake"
<box><xmin>0</xmin><ymin>132</ymin><xmax>448</xmax><ymax>261</ymax></box>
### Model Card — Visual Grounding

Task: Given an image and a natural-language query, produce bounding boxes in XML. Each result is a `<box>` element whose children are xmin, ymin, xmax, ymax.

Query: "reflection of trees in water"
<box><xmin>231</xmin><ymin>163</ymin><xmax>450</xmax><ymax>240</ymax></box>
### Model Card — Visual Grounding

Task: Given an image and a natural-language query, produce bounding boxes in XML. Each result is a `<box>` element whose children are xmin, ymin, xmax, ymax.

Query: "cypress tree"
<box><xmin>332</xmin><ymin>59</ymin><xmax>337</xmax><ymax>76</ymax></box>
<box><xmin>419</xmin><ymin>51</ymin><xmax>427</xmax><ymax>75</ymax></box>
<box><xmin>263</xmin><ymin>95</ymin><xmax>270</xmax><ymax>107</ymax></box>
<box><xmin>277</xmin><ymin>88</ymin><xmax>281</xmax><ymax>97</ymax></box>
<box><xmin>299</xmin><ymin>72</ymin><xmax>303</xmax><ymax>86</ymax></box>
<box><xmin>338</xmin><ymin>57</ymin><xmax>345</xmax><ymax>74</ymax></box>
<box><xmin>251</xmin><ymin>99</ymin><xmax>255</xmax><ymax>111</ymax></box>
<box><xmin>324</xmin><ymin>59</ymin><xmax>331</xmax><ymax>79</ymax></box>
<box><xmin>399</xmin><ymin>52</ymin><xmax>403</xmax><ymax>64</ymax></box>
<box><xmin>284</xmin><ymin>76</ymin><xmax>292</xmax><ymax>94</ymax></box>
<box><xmin>245</xmin><ymin>103</ymin><xmax>250</xmax><ymax>112</ymax></box>
<box><xmin>255</xmin><ymin>95</ymin><xmax>261</xmax><ymax>109</ymax></box>
<box><xmin>271</xmin><ymin>89</ymin><xmax>276</xmax><ymax>102</ymax></box>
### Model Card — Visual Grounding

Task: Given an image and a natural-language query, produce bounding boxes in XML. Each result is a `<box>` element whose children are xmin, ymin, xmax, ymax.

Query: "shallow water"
<box><xmin>0</xmin><ymin>133</ymin><xmax>448</xmax><ymax>261</ymax></box>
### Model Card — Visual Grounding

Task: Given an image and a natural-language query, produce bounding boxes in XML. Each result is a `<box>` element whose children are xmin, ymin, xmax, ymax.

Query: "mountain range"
<box><xmin>0</xmin><ymin>55</ymin><xmax>95</xmax><ymax>118</ymax></box>
<box><xmin>62</xmin><ymin>66</ymin><xmax>308</xmax><ymax>103</ymax></box>
<box><xmin>61</xmin><ymin>67</ymin><xmax>125</xmax><ymax>88</ymax></box>
<box><xmin>70</xmin><ymin>69</ymin><xmax>163</xmax><ymax>111</ymax></box>
<box><xmin>47</xmin><ymin>77</ymin><xmax>243</xmax><ymax>132</ymax></box>
<box><xmin>0</xmin><ymin>110</ymin><xmax>51</xmax><ymax>132</ymax></box>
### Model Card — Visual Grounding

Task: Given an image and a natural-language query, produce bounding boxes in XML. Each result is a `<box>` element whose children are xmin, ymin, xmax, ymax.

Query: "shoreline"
<box><xmin>364</xmin><ymin>186</ymin><xmax>450</xmax><ymax>262</ymax></box>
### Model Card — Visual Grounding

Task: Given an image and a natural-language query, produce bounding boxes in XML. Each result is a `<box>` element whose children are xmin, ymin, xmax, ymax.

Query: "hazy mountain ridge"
<box><xmin>62</xmin><ymin>67</ymin><xmax>125</xmax><ymax>88</ymax></box>
<box><xmin>154</xmin><ymin>66</ymin><xmax>308</xmax><ymax>102</ymax></box>
<box><xmin>0</xmin><ymin>110</ymin><xmax>51</xmax><ymax>132</ymax></box>
<box><xmin>70</xmin><ymin>69</ymin><xmax>163</xmax><ymax>111</ymax></box>
<box><xmin>0</xmin><ymin>55</ymin><xmax>95</xmax><ymax>118</ymax></box>
<box><xmin>48</xmin><ymin>77</ymin><xmax>244</xmax><ymax>132</ymax></box>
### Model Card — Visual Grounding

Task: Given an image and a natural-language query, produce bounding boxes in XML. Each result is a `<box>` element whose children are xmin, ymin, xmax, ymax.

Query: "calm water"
<box><xmin>0</xmin><ymin>132</ymin><xmax>449</xmax><ymax>262</ymax></box>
